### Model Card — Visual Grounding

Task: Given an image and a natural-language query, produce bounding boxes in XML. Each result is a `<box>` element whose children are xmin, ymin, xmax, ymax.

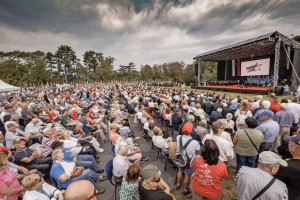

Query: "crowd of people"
<box><xmin>0</xmin><ymin>82</ymin><xmax>300</xmax><ymax>200</ymax></box>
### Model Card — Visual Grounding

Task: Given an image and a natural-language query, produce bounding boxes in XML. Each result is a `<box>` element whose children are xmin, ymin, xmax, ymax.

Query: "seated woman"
<box><xmin>50</xmin><ymin>149</ymin><xmax>106</xmax><ymax>193</ymax></box>
<box><xmin>0</xmin><ymin>152</ymin><xmax>24</xmax><ymax>200</ymax></box>
<box><xmin>120</xmin><ymin>164</ymin><xmax>141</xmax><ymax>200</ymax></box>
<box><xmin>22</xmin><ymin>173</ymin><xmax>64</xmax><ymax>200</ymax></box>
<box><xmin>0</xmin><ymin>146</ymin><xmax>37</xmax><ymax>180</ymax></box>
<box><xmin>110</xmin><ymin>123</ymin><xmax>120</xmax><ymax>143</ymax></box>
<box><xmin>190</xmin><ymin>139</ymin><xmax>228</xmax><ymax>200</ymax></box>
<box><xmin>138</xmin><ymin>164</ymin><xmax>175</xmax><ymax>200</ymax></box>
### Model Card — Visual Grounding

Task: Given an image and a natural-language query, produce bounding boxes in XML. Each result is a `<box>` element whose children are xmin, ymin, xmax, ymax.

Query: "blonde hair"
<box><xmin>187</xmin><ymin>114</ymin><xmax>195</xmax><ymax>122</ymax></box>
<box><xmin>142</xmin><ymin>170</ymin><xmax>162</xmax><ymax>190</ymax></box>
<box><xmin>217</xmin><ymin>119</ymin><xmax>227</xmax><ymax>129</ymax></box>
<box><xmin>240</xmin><ymin>99</ymin><xmax>249</xmax><ymax>110</ymax></box>
<box><xmin>21</xmin><ymin>174</ymin><xmax>40</xmax><ymax>190</ymax></box>
<box><xmin>110</xmin><ymin>123</ymin><xmax>120</xmax><ymax>130</ymax></box>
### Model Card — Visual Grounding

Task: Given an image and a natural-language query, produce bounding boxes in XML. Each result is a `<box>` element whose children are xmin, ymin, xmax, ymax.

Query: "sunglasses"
<box><xmin>86</xmin><ymin>189</ymin><xmax>97</xmax><ymax>200</ymax></box>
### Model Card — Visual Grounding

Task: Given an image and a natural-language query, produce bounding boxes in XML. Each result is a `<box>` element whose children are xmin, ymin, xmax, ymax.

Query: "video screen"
<box><xmin>241</xmin><ymin>58</ymin><xmax>270</xmax><ymax>76</ymax></box>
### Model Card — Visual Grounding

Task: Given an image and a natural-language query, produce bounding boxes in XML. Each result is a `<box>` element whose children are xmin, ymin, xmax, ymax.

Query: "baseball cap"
<box><xmin>141</xmin><ymin>164</ymin><xmax>159</xmax><ymax>179</ymax></box>
<box><xmin>182</xmin><ymin>123</ymin><xmax>193</xmax><ymax>134</ymax></box>
<box><xmin>13</xmin><ymin>138</ymin><xmax>27</xmax><ymax>144</ymax></box>
<box><xmin>259</xmin><ymin>110</ymin><xmax>274</xmax><ymax>118</ymax></box>
<box><xmin>119</xmin><ymin>127</ymin><xmax>130</xmax><ymax>136</ymax></box>
<box><xmin>258</xmin><ymin>151</ymin><xmax>287</xmax><ymax>167</ymax></box>
<box><xmin>284</xmin><ymin>135</ymin><xmax>300</xmax><ymax>145</ymax></box>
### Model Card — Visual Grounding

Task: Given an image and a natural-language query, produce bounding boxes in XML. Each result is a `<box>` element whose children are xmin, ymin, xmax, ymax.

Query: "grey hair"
<box><xmin>51</xmin><ymin>149</ymin><xmax>62</xmax><ymax>160</ymax></box>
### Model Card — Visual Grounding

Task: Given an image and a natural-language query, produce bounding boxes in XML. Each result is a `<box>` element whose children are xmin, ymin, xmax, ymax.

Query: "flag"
<box><xmin>237</xmin><ymin>58</ymin><xmax>241</xmax><ymax>76</ymax></box>
<box><xmin>232</xmin><ymin>60</ymin><xmax>236</xmax><ymax>77</ymax></box>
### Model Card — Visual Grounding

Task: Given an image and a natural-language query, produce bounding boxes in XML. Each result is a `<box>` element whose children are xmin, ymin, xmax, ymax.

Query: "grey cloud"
<box><xmin>0</xmin><ymin>0</ymin><xmax>100</xmax><ymax>36</ymax></box>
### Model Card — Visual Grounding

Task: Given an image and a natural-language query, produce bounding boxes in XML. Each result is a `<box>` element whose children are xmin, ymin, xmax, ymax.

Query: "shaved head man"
<box><xmin>64</xmin><ymin>180</ymin><xmax>97</xmax><ymax>200</ymax></box>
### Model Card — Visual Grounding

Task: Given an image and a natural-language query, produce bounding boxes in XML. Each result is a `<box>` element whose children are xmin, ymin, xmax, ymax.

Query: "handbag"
<box><xmin>71</xmin><ymin>167</ymin><xmax>84</xmax><ymax>177</ymax></box>
<box><xmin>252</xmin><ymin>178</ymin><xmax>276</xmax><ymax>200</ymax></box>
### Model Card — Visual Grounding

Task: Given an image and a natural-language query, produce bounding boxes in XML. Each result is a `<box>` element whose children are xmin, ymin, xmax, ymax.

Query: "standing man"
<box><xmin>275</xmin><ymin>135</ymin><xmax>300</xmax><ymax>199</ymax></box>
<box><xmin>288</xmin><ymin>97</ymin><xmax>300</xmax><ymax>129</ymax></box>
<box><xmin>175</xmin><ymin>123</ymin><xmax>200</xmax><ymax>195</ymax></box>
<box><xmin>256</xmin><ymin>110</ymin><xmax>279</xmax><ymax>151</ymax></box>
<box><xmin>237</xmin><ymin>151</ymin><xmax>288</xmax><ymax>200</ymax></box>
<box><xmin>273</xmin><ymin>103</ymin><xmax>295</xmax><ymax>151</ymax></box>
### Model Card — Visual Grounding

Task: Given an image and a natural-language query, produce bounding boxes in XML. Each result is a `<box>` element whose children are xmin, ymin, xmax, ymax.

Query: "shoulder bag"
<box><xmin>252</xmin><ymin>177</ymin><xmax>276</xmax><ymax>200</ymax></box>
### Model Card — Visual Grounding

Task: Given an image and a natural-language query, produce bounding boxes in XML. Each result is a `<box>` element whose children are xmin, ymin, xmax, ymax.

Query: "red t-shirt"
<box><xmin>70</xmin><ymin>111</ymin><xmax>79</xmax><ymax>120</ymax></box>
<box><xmin>190</xmin><ymin>156</ymin><xmax>228</xmax><ymax>199</ymax></box>
<box><xmin>48</xmin><ymin>112</ymin><xmax>56</xmax><ymax>120</ymax></box>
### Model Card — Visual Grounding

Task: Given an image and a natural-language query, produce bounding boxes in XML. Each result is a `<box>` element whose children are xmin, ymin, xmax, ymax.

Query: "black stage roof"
<box><xmin>193</xmin><ymin>31</ymin><xmax>300</xmax><ymax>61</ymax></box>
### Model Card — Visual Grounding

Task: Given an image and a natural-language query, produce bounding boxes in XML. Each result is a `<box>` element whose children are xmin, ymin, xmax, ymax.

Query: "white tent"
<box><xmin>0</xmin><ymin>80</ymin><xmax>20</xmax><ymax>92</ymax></box>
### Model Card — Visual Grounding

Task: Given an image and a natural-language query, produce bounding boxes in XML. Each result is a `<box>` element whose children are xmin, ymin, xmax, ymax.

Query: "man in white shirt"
<box><xmin>152</xmin><ymin>127</ymin><xmax>169</xmax><ymax>153</ymax></box>
<box><xmin>24</xmin><ymin>118</ymin><xmax>43</xmax><ymax>139</ymax></box>
<box><xmin>203</xmin><ymin>121</ymin><xmax>234</xmax><ymax>162</ymax></box>
<box><xmin>0</xmin><ymin>105</ymin><xmax>13</xmax><ymax>122</ymax></box>
<box><xmin>113</xmin><ymin>145</ymin><xmax>131</xmax><ymax>184</ymax></box>
<box><xmin>114</xmin><ymin>130</ymin><xmax>145</xmax><ymax>164</ymax></box>
<box><xmin>288</xmin><ymin>97</ymin><xmax>300</xmax><ymax>125</ymax></box>
<box><xmin>251</xmin><ymin>95</ymin><xmax>263</xmax><ymax>111</ymax></box>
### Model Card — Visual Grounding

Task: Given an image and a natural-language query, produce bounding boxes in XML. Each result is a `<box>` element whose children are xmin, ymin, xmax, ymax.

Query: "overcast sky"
<box><xmin>0</xmin><ymin>0</ymin><xmax>299</xmax><ymax>69</ymax></box>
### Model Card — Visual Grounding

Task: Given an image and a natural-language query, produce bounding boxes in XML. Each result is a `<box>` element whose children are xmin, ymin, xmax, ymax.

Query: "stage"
<box><xmin>192</xmin><ymin>85</ymin><xmax>270</xmax><ymax>94</ymax></box>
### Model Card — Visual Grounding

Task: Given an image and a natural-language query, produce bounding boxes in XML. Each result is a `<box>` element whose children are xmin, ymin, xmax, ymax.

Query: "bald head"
<box><xmin>64</xmin><ymin>180</ymin><xmax>96</xmax><ymax>200</ymax></box>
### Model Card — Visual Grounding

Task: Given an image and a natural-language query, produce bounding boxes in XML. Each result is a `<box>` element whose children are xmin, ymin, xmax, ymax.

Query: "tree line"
<box><xmin>0</xmin><ymin>45</ymin><xmax>217</xmax><ymax>86</ymax></box>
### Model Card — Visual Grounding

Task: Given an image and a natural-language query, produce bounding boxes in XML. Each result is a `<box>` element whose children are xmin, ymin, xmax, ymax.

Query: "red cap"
<box><xmin>182</xmin><ymin>123</ymin><xmax>193</xmax><ymax>134</ymax></box>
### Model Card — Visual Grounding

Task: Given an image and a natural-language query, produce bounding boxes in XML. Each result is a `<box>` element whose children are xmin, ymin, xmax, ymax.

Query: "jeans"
<box><xmin>236</xmin><ymin>153</ymin><xmax>257</xmax><ymax>173</ymax></box>
<box><xmin>77</xmin><ymin>155</ymin><xmax>100</xmax><ymax>171</ymax></box>
<box><xmin>71</xmin><ymin>169</ymin><xmax>100</xmax><ymax>189</ymax></box>
<box><xmin>27</xmin><ymin>157</ymin><xmax>53</xmax><ymax>175</ymax></box>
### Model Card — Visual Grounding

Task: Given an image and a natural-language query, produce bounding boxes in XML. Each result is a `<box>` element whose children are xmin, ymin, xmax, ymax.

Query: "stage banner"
<box><xmin>241</xmin><ymin>58</ymin><xmax>270</xmax><ymax>76</ymax></box>
<box><xmin>237</xmin><ymin>58</ymin><xmax>241</xmax><ymax>76</ymax></box>
<box><xmin>232</xmin><ymin>60</ymin><xmax>236</xmax><ymax>77</ymax></box>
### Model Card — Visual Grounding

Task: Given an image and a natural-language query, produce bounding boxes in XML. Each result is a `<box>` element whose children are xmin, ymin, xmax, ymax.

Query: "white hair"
<box><xmin>262</xmin><ymin>101</ymin><xmax>271</xmax><ymax>109</ymax></box>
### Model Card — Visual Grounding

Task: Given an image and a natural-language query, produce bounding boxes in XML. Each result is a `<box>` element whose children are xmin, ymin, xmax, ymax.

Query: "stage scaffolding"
<box><xmin>193</xmin><ymin>31</ymin><xmax>300</xmax><ymax>91</ymax></box>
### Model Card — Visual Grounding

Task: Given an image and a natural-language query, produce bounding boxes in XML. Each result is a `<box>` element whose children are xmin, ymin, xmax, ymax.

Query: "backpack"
<box><xmin>236</xmin><ymin>110</ymin><xmax>249</xmax><ymax>125</ymax></box>
<box><xmin>175</xmin><ymin>136</ymin><xmax>193</xmax><ymax>168</ymax></box>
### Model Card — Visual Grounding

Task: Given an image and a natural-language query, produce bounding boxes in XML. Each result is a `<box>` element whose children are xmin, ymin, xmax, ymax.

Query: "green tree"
<box><xmin>83</xmin><ymin>50</ymin><xmax>103</xmax><ymax>72</ymax></box>
<box><xmin>293</xmin><ymin>35</ymin><xmax>300</xmax><ymax>43</ymax></box>
<box><xmin>140</xmin><ymin>64</ymin><xmax>154</xmax><ymax>80</ymax></box>
<box><xmin>98</xmin><ymin>56</ymin><xmax>115</xmax><ymax>81</ymax></box>
<box><xmin>118</xmin><ymin>62</ymin><xmax>137</xmax><ymax>80</ymax></box>
<box><xmin>55</xmin><ymin>45</ymin><xmax>78</xmax><ymax>83</ymax></box>
<box><xmin>45</xmin><ymin>52</ymin><xmax>56</xmax><ymax>80</ymax></box>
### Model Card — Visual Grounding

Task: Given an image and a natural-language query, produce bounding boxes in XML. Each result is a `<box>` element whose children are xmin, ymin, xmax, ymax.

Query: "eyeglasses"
<box><xmin>153</xmin><ymin>178</ymin><xmax>161</xmax><ymax>183</ymax></box>
<box><xmin>86</xmin><ymin>189</ymin><xmax>97</xmax><ymax>200</ymax></box>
